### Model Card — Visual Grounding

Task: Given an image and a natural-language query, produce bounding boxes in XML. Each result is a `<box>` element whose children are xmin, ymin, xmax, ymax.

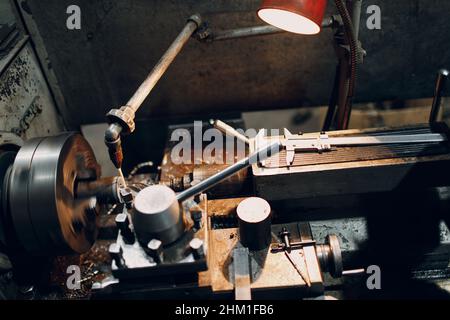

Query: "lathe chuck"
<box><xmin>7</xmin><ymin>133</ymin><xmax>100</xmax><ymax>255</ymax></box>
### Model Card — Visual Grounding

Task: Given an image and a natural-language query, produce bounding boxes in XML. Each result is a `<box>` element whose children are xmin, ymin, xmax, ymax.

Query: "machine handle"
<box><xmin>176</xmin><ymin>141</ymin><xmax>281</xmax><ymax>202</ymax></box>
<box><xmin>429</xmin><ymin>69</ymin><xmax>449</xmax><ymax>123</ymax></box>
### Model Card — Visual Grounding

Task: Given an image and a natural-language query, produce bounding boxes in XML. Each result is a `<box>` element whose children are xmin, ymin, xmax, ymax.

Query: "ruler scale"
<box><xmin>257</xmin><ymin>129</ymin><xmax>448</xmax><ymax>166</ymax></box>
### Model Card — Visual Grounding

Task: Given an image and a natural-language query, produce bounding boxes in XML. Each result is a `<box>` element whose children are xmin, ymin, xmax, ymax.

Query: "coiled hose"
<box><xmin>334</xmin><ymin>0</ymin><xmax>358</xmax><ymax>129</ymax></box>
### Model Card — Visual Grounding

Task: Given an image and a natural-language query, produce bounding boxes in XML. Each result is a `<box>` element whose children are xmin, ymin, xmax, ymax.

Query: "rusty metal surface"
<box><xmin>160</xmin><ymin>120</ymin><xmax>252</xmax><ymax>198</ymax></box>
<box><xmin>206</xmin><ymin>197</ymin><xmax>324</xmax><ymax>296</ymax></box>
<box><xmin>0</xmin><ymin>38</ymin><xmax>64</xmax><ymax>139</ymax></box>
<box><xmin>209</xmin><ymin>226</ymin><xmax>313</xmax><ymax>294</ymax></box>
<box><xmin>49</xmin><ymin>240</ymin><xmax>112</xmax><ymax>300</ymax></box>
<box><xmin>20</xmin><ymin>0</ymin><xmax>450</xmax><ymax>128</ymax></box>
<box><xmin>208</xmin><ymin>198</ymin><xmax>244</xmax><ymax>222</ymax></box>
<box><xmin>160</xmin><ymin>121</ymin><xmax>244</xmax><ymax>183</ymax></box>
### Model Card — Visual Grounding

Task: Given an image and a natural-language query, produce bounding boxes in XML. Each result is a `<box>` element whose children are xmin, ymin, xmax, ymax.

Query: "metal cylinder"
<box><xmin>212</xmin><ymin>119</ymin><xmax>250</xmax><ymax>144</ymax></box>
<box><xmin>316</xmin><ymin>234</ymin><xmax>343</xmax><ymax>278</ymax></box>
<box><xmin>133</xmin><ymin>185</ymin><xmax>185</xmax><ymax>245</ymax></box>
<box><xmin>176</xmin><ymin>141</ymin><xmax>281</xmax><ymax>202</ymax></box>
<box><xmin>199</xmin><ymin>18</ymin><xmax>334</xmax><ymax>43</ymax></box>
<box><xmin>76</xmin><ymin>177</ymin><xmax>120</xmax><ymax>204</ymax></box>
<box><xmin>211</xmin><ymin>25</ymin><xmax>284</xmax><ymax>41</ymax></box>
<box><xmin>8</xmin><ymin>133</ymin><xmax>99</xmax><ymax>255</ymax></box>
<box><xmin>127</xmin><ymin>14</ymin><xmax>202</xmax><ymax>112</ymax></box>
<box><xmin>237</xmin><ymin>197</ymin><xmax>272</xmax><ymax>251</ymax></box>
<box><xmin>348</xmin><ymin>0</ymin><xmax>362</xmax><ymax>40</ymax></box>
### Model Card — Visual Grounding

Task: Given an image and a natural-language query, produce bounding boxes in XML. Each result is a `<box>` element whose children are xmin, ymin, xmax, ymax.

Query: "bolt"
<box><xmin>190</xmin><ymin>210</ymin><xmax>203</xmax><ymax>230</ymax></box>
<box><xmin>109</xmin><ymin>243</ymin><xmax>126</xmax><ymax>268</ymax></box>
<box><xmin>147</xmin><ymin>239</ymin><xmax>163</xmax><ymax>263</ymax></box>
<box><xmin>279</xmin><ymin>227</ymin><xmax>291</xmax><ymax>251</ymax></box>
<box><xmin>120</xmin><ymin>187</ymin><xmax>134</xmax><ymax>209</ymax></box>
<box><xmin>189</xmin><ymin>238</ymin><xmax>205</xmax><ymax>260</ymax></box>
<box><xmin>115</xmin><ymin>213</ymin><xmax>135</xmax><ymax>244</ymax></box>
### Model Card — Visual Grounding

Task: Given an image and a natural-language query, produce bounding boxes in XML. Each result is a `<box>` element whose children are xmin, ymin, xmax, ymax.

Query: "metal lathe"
<box><xmin>0</xmin><ymin>0</ymin><xmax>449</xmax><ymax>300</ymax></box>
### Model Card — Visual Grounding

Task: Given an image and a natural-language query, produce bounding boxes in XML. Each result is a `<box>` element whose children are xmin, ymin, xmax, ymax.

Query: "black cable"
<box><xmin>334</xmin><ymin>0</ymin><xmax>358</xmax><ymax>130</ymax></box>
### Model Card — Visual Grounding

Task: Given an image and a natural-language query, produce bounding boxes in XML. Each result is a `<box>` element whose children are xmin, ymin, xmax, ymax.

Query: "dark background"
<box><xmin>19</xmin><ymin>0</ymin><xmax>450</xmax><ymax>128</ymax></box>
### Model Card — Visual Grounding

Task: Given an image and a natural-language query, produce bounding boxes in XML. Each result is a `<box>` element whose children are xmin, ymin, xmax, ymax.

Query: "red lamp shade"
<box><xmin>257</xmin><ymin>0</ymin><xmax>327</xmax><ymax>35</ymax></box>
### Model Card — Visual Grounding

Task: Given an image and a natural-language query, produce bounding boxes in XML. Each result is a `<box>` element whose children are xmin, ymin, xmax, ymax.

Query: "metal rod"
<box><xmin>212</xmin><ymin>25</ymin><xmax>284</xmax><ymax>41</ymax></box>
<box><xmin>206</xmin><ymin>17</ymin><xmax>335</xmax><ymax>42</ymax></box>
<box><xmin>349</xmin><ymin>0</ymin><xmax>362</xmax><ymax>40</ymax></box>
<box><xmin>342</xmin><ymin>268</ymin><xmax>365</xmax><ymax>276</ymax></box>
<box><xmin>326</xmin><ymin>133</ymin><xmax>446</xmax><ymax>146</ymax></box>
<box><xmin>117</xmin><ymin>168</ymin><xmax>127</xmax><ymax>188</ymax></box>
<box><xmin>429</xmin><ymin>69</ymin><xmax>449</xmax><ymax>123</ymax></box>
<box><xmin>212</xmin><ymin>119</ymin><xmax>250</xmax><ymax>144</ymax></box>
<box><xmin>126</xmin><ymin>15</ymin><xmax>201</xmax><ymax>112</ymax></box>
<box><xmin>176</xmin><ymin>141</ymin><xmax>281</xmax><ymax>202</ymax></box>
<box><xmin>76</xmin><ymin>177</ymin><xmax>120</xmax><ymax>204</ymax></box>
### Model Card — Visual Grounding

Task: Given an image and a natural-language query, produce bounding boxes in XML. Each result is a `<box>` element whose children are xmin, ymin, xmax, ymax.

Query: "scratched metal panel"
<box><xmin>0</xmin><ymin>38</ymin><xmax>64</xmax><ymax>139</ymax></box>
<box><xmin>20</xmin><ymin>0</ymin><xmax>450</xmax><ymax>128</ymax></box>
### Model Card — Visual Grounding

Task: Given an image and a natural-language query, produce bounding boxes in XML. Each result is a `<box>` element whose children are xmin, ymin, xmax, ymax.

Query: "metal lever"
<box><xmin>429</xmin><ymin>69</ymin><xmax>449</xmax><ymax>123</ymax></box>
<box><xmin>275</xmin><ymin>227</ymin><xmax>312</xmax><ymax>286</ymax></box>
<box><xmin>104</xmin><ymin>14</ymin><xmax>203</xmax><ymax>183</ymax></box>
<box><xmin>176</xmin><ymin>141</ymin><xmax>281</xmax><ymax>202</ymax></box>
<box><xmin>211</xmin><ymin>119</ymin><xmax>250</xmax><ymax>145</ymax></box>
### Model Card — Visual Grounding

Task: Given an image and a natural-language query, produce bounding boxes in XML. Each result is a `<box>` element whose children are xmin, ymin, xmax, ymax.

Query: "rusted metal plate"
<box><xmin>208</xmin><ymin>226</ymin><xmax>324</xmax><ymax>296</ymax></box>
<box><xmin>205</xmin><ymin>198</ymin><xmax>324</xmax><ymax>296</ymax></box>
<box><xmin>160</xmin><ymin>121</ymin><xmax>252</xmax><ymax>199</ymax></box>
<box><xmin>0</xmin><ymin>38</ymin><xmax>64</xmax><ymax>139</ymax></box>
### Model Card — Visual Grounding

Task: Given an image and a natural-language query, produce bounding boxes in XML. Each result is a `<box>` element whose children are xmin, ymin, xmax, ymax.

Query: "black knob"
<box><xmin>429</xmin><ymin>69</ymin><xmax>449</xmax><ymax>123</ymax></box>
<box><xmin>190</xmin><ymin>210</ymin><xmax>203</xmax><ymax>230</ymax></box>
<box><xmin>109</xmin><ymin>243</ymin><xmax>126</xmax><ymax>268</ymax></box>
<box><xmin>147</xmin><ymin>239</ymin><xmax>163</xmax><ymax>263</ymax></box>
<box><xmin>115</xmin><ymin>213</ymin><xmax>135</xmax><ymax>244</ymax></box>
<box><xmin>189</xmin><ymin>238</ymin><xmax>205</xmax><ymax>260</ymax></box>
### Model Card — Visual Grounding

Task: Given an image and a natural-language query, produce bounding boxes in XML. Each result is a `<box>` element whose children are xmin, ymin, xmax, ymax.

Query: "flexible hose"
<box><xmin>334</xmin><ymin>0</ymin><xmax>358</xmax><ymax>129</ymax></box>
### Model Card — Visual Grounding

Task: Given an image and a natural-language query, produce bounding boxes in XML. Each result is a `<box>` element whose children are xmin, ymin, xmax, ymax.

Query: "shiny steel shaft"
<box><xmin>176</xmin><ymin>141</ymin><xmax>281</xmax><ymax>202</ymax></box>
<box><xmin>327</xmin><ymin>133</ymin><xmax>446</xmax><ymax>146</ymax></box>
<box><xmin>127</xmin><ymin>15</ymin><xmax>201</xmax><ymax>112</ymax></box>
<box><xmin>212</xmin><ymin>119</ymin><xmax>250</xmax><ymax>144</ymax></box>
